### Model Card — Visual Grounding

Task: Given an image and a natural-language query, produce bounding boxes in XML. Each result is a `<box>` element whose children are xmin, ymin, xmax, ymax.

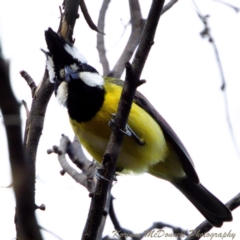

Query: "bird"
<box><xmin>43</xmin><ymin>27</ymin><xmax>232</xmax><ymax>227</ymax></box>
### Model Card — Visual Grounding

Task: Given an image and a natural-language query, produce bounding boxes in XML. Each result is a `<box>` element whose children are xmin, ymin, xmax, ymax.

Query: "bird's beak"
<box><xmin>64</xmin><ymin>66</ymin><xmax>79</xmax><ymax>82</ymax></box>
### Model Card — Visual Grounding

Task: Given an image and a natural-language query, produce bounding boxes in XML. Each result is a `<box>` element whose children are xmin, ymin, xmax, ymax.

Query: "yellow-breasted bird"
<box><xmin>44</xmin><ymin>28</ymin><xmax>232</xmax><ymax>227</ymax></box>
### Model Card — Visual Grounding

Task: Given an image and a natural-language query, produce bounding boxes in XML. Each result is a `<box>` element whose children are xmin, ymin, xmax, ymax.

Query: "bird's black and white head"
<box><xmin>44</xmin><ymin>28</ymin><xmax>105</xmax><ymax>122</ymax></box>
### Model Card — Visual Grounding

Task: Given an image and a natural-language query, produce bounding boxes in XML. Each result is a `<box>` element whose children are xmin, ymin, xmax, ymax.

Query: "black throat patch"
<box><xmin>66</xmin><ymin>79</ymin><xmax>105</xmax><ymax>123</ymax></box>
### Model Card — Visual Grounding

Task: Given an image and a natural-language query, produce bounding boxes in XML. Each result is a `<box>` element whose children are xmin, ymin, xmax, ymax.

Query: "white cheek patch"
<box><xmin>56</xmin><ymin>81</ymin><xmax>68</xmax><ymax>106</ymax></box>
<box><xmin>64</xmin><ymin>44</ymin><xmax>87</xmax><ymax>64</ymax></box>
<box><xmin>79</xmin><ymin>72</ymin><xmax>104</xmax><ymax>87</ymax></box>
<box><xmin>46</xmin><ymin>56</ymin><xmax>55</xmax><ymax>83</ymax></box>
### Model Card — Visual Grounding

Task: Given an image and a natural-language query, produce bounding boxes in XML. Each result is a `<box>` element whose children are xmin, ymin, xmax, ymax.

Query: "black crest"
<box><xmin>44</xmin><ymin>28</ymin><xmax>75</xmax><ymax>68</ymax></box>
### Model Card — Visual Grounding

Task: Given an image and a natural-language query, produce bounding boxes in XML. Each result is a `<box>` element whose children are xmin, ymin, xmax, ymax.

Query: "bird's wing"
<box><xmin>134</xmin><ymin>90</ymin><xmax>199</xmax><ymax>183</ymax></box>
<box><xmin>106</xmin><ymin>77</ymin><xmax>199</xmax><ymax>183</ymax></box>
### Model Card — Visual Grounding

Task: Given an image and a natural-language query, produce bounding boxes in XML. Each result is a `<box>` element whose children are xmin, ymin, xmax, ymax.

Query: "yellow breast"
<box><xmin>70</xmin><ymin>81</ymin><xmax>168</xmax><ymax>173</ymax></box>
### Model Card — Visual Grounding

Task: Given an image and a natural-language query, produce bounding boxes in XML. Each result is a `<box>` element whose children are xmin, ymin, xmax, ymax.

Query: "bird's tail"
<box><xmin>172</xmin><ymin>178</ymin><xmax>232</xmax><ymax>227</ymax></box>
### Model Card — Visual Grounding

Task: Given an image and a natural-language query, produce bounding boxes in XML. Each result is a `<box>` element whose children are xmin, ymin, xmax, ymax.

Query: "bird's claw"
<box><xmin>96</xmin><ymin>168</ymin><xmax>117</xmax><ymax>182</ymax></box>
<box><xmin>108</xmin><ymin>113</ymin><xmax>145</xmax><ymax>146</ymax></box>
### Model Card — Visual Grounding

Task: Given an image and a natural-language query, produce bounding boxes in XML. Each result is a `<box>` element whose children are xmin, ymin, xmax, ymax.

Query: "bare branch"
<box><xmin>24</xmin><ymin>0</ymin><xmax>80</xmax><ymax>159</ymax></box>
<box><xmin>0</xmin><ymin>182</ymin><xmax>13</xmax><ymax>188</ymax></box>
<box><xmin>67</xmin><ymin>136</ymin><xmax>95</xmax><ymax>173</ymax></box>
<box><xmin>39</xmin><ymin>225</ymin><xmax>64</xmax><ymax>240</ymax></box>
<box><xmin>193</xmin><ymin>0</ymin><xmax>240</xmax><ymax>158</ymax></box>
<box><xmin>132</xmin><ymin>0</ymin><xmax>164</xmax><ymax>79</ymax></box>
<box><xmin>20</xmin><ymin>70</ymin><xmax>37</xmax><ymax>98</ymax></box>
<box><xmin>6</xmin><ymin>0</ymin><xmax>82</xmax><ymax>237</ymax></box>
<box><xmin>80</xmin><ymin>0</ymin><xmax>104</xmax><ymax>34</ymax></box>
<box><xmin>36</xmin><ymin>204</ymin><xmax>46</xmax><ymax>211</ymax></box>
<box><xmin>214</xmin><ymin>0</ymin><xmax>240</xmax><ymax>13</ymax></box>
<box><xmin>24</xmin><ymin>0</ymin><xmax>81</xmax><ymax>209</ymax></box>
<box><xmin>48</xmin><ymin>135</ymin><xmax>97</xmax><ymax>192</ymax></box>
<box><xmin>109</xmin><ymin>196</ymin><xmax>133</xmax><ymax>240</ymax></box>
<box><xmin>105</xmin><ymin>0</ymin><xmax>178</xmax><ymax>78</ymax></box>
<box><xmin>59</xmin><ymin>0</ymin><xmax>82</xmax><ymax>41</ymax></box>
<box><xmin>109</xmin><ymin>0</ymin><xmax>145</xmax><ymax>79</ymax></box>
<box><xmin>185</xmin><ymin>192</ymin><xmax>240</xmax><ymax>240</ymax></box>
<box><xmin>0</xmin><ymin>47</ymin><xmax>43</xmax><ymax>240</ymax></box>
<box><xmin>97</xmin><ymin>0</ymin><xmax>111</xmax><ymax>75</ymax></box>
<box><xmin>22</xmin><ymin>100</ymin><xmax>30</xmax><ymax>149</ymax></box>
<box><xmin>161</xmin><ymin>0</ymin><xmax>178</xmax><ymax>15</ymax></box>
<box><xmin>22</xmin><ymin>100</ymin><xmax>30</xmax><ymax>118</ymax></box>
<box><xmin>109</xmin><ymin>194</ymin><xmax>188</xmax><ymax>240</ymax></box>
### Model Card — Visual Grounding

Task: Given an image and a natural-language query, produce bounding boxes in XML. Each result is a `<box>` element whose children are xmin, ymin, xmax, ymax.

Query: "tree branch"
<box><xmin>98</xmin><ymin>0</ymin><xmax>178</xmax><ymax>79</ymax></box>
<box><xmin>109</xmin><ymin>0</ymin><xmax>145</xmax><ymax>79</ymax></box>
<box><xmin>109</xmin><ymin>196</ymin><xmax>133</xmax><ymax>240</ymax></box>
<box><xmin>23</xmin><ymin>0</ymin><xmax>81</xmax><ymax>208</ymax></box>
<box><xmin>80</xmin><ymin>0</ymin><xmax>104</xmax><ymax>34</ymax></box>
<box><xmin>214</xmin><ymin>0</ymin><xmax>240</xmax><ymax>13</ymax></box>
<box><xmin>97</xmin><ymin>0</ymin><xmax>111</xmax><ymax>76</ymax></box>
<box><xmin>69</xmin><ymin>136</ymin><xmax>95</xmax><ymax>173</ymax></box>
<box><xmin>109</xmin><ymin>195</ymin><xmax>188</xmax><ymax>240</ymax></box>
<box><xmin>48</xmin><ymin>135</ymin><xmax>97</xmax><ymax>192</ymax></box>
<box><xmin>58</xmin><ymin>0</ymin><xmax>81</xmax><ymax>42</ymax></box>
<box><xmin>6</xmin><ymin>0</ymin><xmax>82</xmax><ymax>238</ymax></box>
<box><xmin>0</xmin><ymin>49</ymin><xmax>43</xmax><ymax>240</ymax></box>
<box><xmin>20</xmin><ymin>70</ymin><xmax>37</xmax><ymax>97</ymax></box>
<box><xmin>193</xmin><ymin>0</ymin><xmax>240</xmax><ymax>158</ymax></box>
<box><xmin>161</xmin><ymin>0</ymin><xmax>178</xmax><ymax>15</ymax></box>
<box><xmin>132</xmin><ymin>0</ymin><xmax>165</xmax><ymax>79</ymax></box>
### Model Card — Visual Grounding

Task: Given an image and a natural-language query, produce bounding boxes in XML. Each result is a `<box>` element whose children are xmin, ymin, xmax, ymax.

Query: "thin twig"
<box><xmin>22</xmin><ymin>100</ymin><xmax>30</xmax><ymax>148</ymax></box>
<box><xmin>132</xmin><ymin>0</ymin><xmax>165</xmax><ymax>79</ymax></box>
<box><xmin>161</xmin><ymin>0</ymin><xmax>178</xmax><ymax>15</ymax></box>
<box><xmin>69</xmin><ymin>136</ymin><xmax>96</xmax><ymax>173</ymax></box>
<box><xmin>0</xmin><ymin>182</ymin><xmax>13</xmax><ymax>188</ymax></box>
<box><xmin>109</xmin><ymin>191</ymin><xmax>188</xmax><ymax>240</ymax></box>
<box><xmin>185</xmin><ymin>192</ymin><xmax>240</xmax><ymax>240</ymax></box>
<box><xmin>97</xmin><ymin>0</ymin><xmax>111</xmax><ymax>75</ymax></box>
<box><xmin>109</xmin><ymin>0</ymin><xmax>145</xmax><ymax>79</ymax></box>
<box><xmin>48</xmin><ymin>135</ymin><xmax>97</xmax><ymax>192</ymax></box>
<box><xmin>20</xmin><ymin>70</ymin><xmax>37</xmax><ymax>97</ymax></box>
<box><xmin>109</xmin><ymin>196</ymin><xmax>133</xmax><ymax>240</ymax></box>
<box><xmin>58</xmin><ymin>0</ymin><xmax>81</xmax><ymax>41</ymax></box>
<box><xmin>80</xmin><ymin>0</ymin><xmax>104</xmax><ymax>34</ymax></box>
<box><xmin>98</xmin><ymin>0</ymin><xmax>179</xmax><ymax>78</ymax></box>
<box><xmin>24</xmin><ymin>0</ymin><xmax>80</xmax><ymax>208</ymax></box>
<box><xmin>193</xmin><ymin>0</ymin><xmax>240</xmax><ymax>158</ymax></box>
<box><xmin>22</xmin><ymin>100</ymin><xmax>30</xmax><ymax>118</ymax></box>
<box><xmin>214</xmin><ymin>0</ymin><xmax>240</xmax><ymax>13</ymax></box>
<box><xmin>39</xmin><ymin>225</ymin><xmax>64</xmax><ymax>240</ymax></box>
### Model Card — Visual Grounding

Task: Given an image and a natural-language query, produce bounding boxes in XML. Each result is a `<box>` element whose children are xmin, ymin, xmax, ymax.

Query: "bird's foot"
<box><xmin>108</xmin><ymin>113</ymin><xmax>145</xmax><ymax>146</ymax></box>
<box><xmin>96</xmin><ymin>168</ymin><xmax>117</xmax><ymax>182</ymax></box>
